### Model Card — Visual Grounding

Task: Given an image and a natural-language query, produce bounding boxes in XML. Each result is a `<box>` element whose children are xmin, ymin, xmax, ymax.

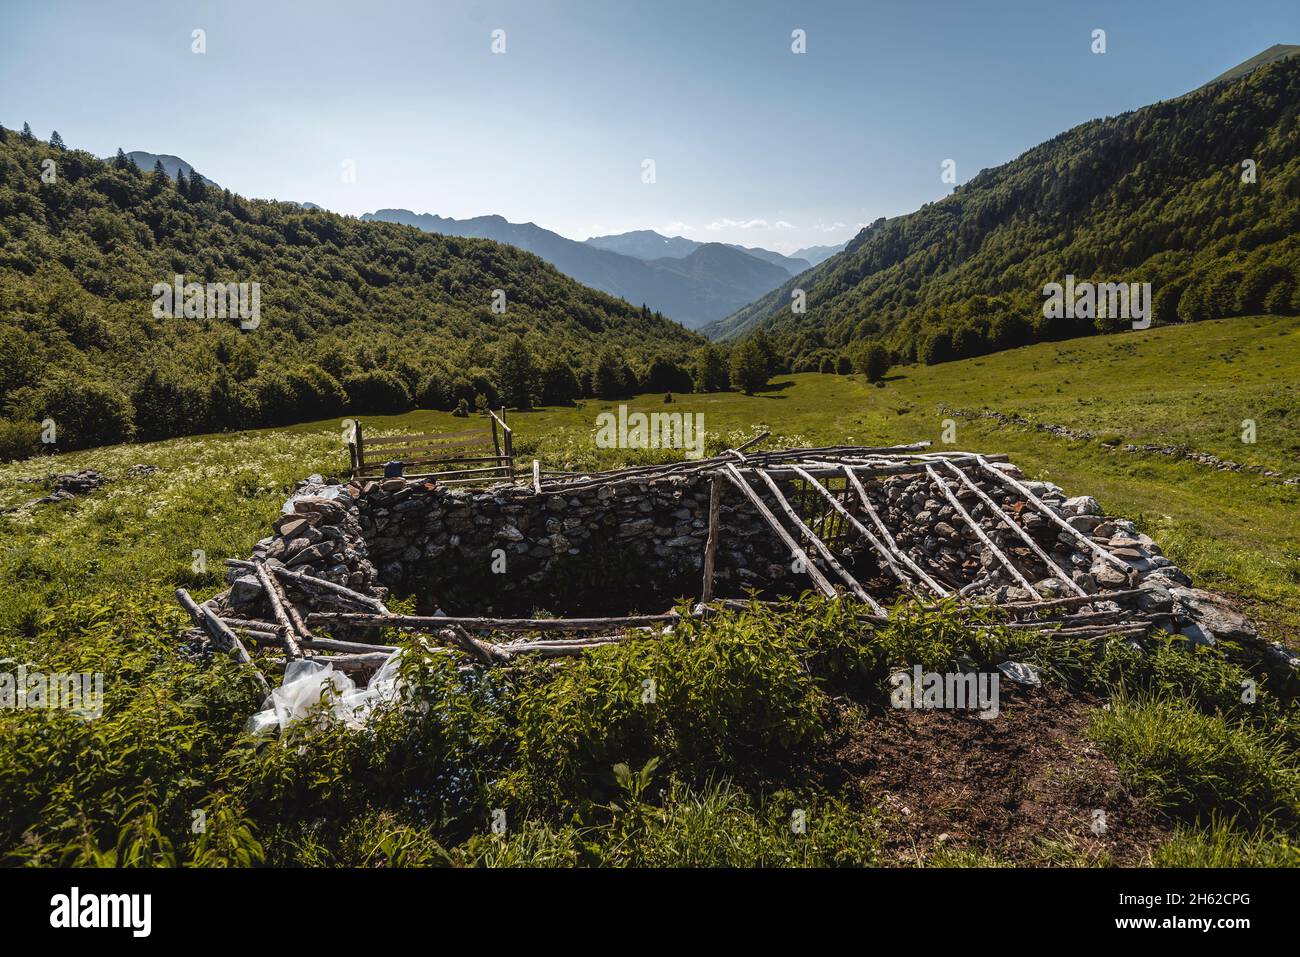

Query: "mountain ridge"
<box><xmin>789</xmin><ymin>242</ymin><xmax>847</xmax><ymax>266</ymax></box>
<box><xmin>362</xmin><ymin>209</ymin><xmax>793</xmax><ymax>329</ymax></box>
<box><xmin>704</xmin><ymin>50</ymin><xmax>1300</xmax><ymax>372</ymax></box>
<box><xmin>585</xmin><ymin>229</ymin><xmax>810</xmax><ymax>274</ymax></box>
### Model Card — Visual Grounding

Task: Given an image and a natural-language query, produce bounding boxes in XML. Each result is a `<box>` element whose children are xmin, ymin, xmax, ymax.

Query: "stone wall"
<box><xmin>235</xmin><ymin>473</ymin><xmax>806</xmax><ymax>614</ymax></box>
<box><xmin>222</xmin><ymin>462</ymin><xmax>1286</xmax><ymax>671</ymax></box>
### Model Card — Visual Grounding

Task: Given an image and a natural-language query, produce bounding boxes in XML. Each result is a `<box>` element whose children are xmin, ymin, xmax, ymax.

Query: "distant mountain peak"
<box><xmin>789</xmin><ymin>242</ymin><xmax>847</xmax><ymax>267</ymax></box>
<box><xmin>121</xmin><ymin>150</ymin><xmax>219</xmax><ymax>188</ymax></box>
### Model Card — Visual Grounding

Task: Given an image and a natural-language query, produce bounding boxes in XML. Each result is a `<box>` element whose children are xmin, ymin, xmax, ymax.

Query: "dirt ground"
<box><xmin>813</xmin><ymin>683</ymin><xmax>1170</xmax><ymax>865</ymax></box>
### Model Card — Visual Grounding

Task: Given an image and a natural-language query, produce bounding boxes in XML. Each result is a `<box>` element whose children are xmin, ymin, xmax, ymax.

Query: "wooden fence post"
<box><xmin>701</xmin><ymin>475</ymin><xmax>721</xmax><ymax>601</ymax></box>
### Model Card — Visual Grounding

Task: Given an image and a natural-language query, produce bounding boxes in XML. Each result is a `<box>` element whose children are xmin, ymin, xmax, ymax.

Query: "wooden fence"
<box><xmin>348</xmin><ymin>410</ymin><xmax>515</xmax><ymax>484</ymax></box>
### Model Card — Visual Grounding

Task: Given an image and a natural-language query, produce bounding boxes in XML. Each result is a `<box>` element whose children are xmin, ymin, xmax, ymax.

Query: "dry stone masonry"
<box><xmin>183</xmin><ymin>443</ymin><xmax>1296</xmax><ymax>684</ymax></box>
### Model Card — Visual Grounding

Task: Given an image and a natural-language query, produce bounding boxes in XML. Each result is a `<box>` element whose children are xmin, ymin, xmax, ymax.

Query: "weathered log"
<box><xmin>270</xmin><ymin>651</ymin><xmax>395</xmax><ymax>673</ymax></box>
<box><xmin>218</xmin><ymin>615</ymin><xmax>283</xmax><ymax>633</ymax></box>
<box><xmin>700</xmin><ymin>475</ymin><xmax>721</xmax><ymax>602</ymax></box>
<box><xmin>254</xmin><ymin>562</ymin><xmax>304</xmax><ymax>659</ymax></box>
<box><xmin>702</xmin><ymin>596</ymin><xmax>889</xmax><ymax>625</ymax></box>
<box><xmin>442</xmin><ymin>625</ymin><xmax>510</xmax><ymax>665</ymax></box>
<box><xmin>308</xmin><ymin>611</ymin><xmax>681</xmax><ymax>632</ymax></box>
<box><xmin>791</xmin><ymin>465</ymin><xmax>923</xmax><ymax>597</ymax></box>
<box><xmin>733</xmin><ymin>430</ymin><xmax>771</xmax><ymax>454</ymax></box>
<box><xmin>269</xmin><ymin>571</ymin><xmax>314</xmax><ymax>643</ymax></box>
<box><xmin>998</xmin><ymin>609</ymin><xmax>1169</xmax><ymax>629</ymax></box>
<box><xmin>227</xmin><ymin>627</ymin><xmax>282</xmax><ymax>644</ymax></box>
<box><xmin>720</xmin><ymin>463</ymin><xmax>838</xmax><ymax>599</ymax></box>
<box><xmin>537</xmin><ymin>443</ymin><xmax>939</xmax><ymax>492</ymax></box>
<box><xmin>496</xmin><ymin>637</ymin><xmax>631</xmax><ymax>658</ymax></box>
<box><xmin>176</xmin><ymin>589</ymin><xmax>273</xmax><ymax>697</ymax></box>
<box><xmin>975</xmin><ymin>456</ymin><xmax>1134</xmax><ymax>576</ymax></box>
<box><xmin>301</xmin><ymin>636</ymin><xmax>402</xmax><ymax>655</ymax></box>
<box><xmin>939</xmin><ymin>459</ymin><xmax>1088</xmax><ymax>598</ymax></box>
<box><xmin>924</xmin><ymin>464</ymin><xmax>1038</xmax><ymax>595</ymax></box>
<box><xmin>228</xmin><ymin>559</ymin><xmax>391</xmax><ymax>614</ymax></box>
<box><xmin>752</xmin><ymin>468</ymin><xmax>885</xmax><ymax>614</ymax></box>
<box><xmin>961</xmin><ymin>587</ymin><xmax>1150</xmax><ymax>614</ymax></box>
<box><xmin>841</xmin><ymin>465</ymin><xmax>951</xmax><ymax>597</ymax></box>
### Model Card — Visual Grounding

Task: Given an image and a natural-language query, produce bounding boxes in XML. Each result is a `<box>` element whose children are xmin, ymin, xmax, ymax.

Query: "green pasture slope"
<box><xmin>0</xmin><ymin>315</ymin><xmax>1297</xmax><ymax>867</ymax></box>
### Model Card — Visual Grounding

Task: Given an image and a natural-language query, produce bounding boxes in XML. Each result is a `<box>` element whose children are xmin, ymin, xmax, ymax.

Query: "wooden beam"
<box><xmin>753</xmin><ymin>468</ymin><xmax>886</xmax><ymax>614</ymax></box>
<box><xmin>272</xmin><ymin>651</ymin><xmax>396</xmax><ymax>673</ymax></box>
<box><xmin>363</xmin><ymin>426</ymin><xmax>490</xmax><ymax>449</ymax></box>
<box><xmin>790</xmin><ymin>465</ymin><xmax>924</xmax><ymax>597</ymax></box>
<box><xmin>176</xmin><ymin>589</ymin><xmax>273</xmax><ymax>697</ymax></box>
<box><xmin>254</xmin><ymin>562</ymin><xmax>303</xmax><ymax>659</ymax></box>
<box><xmin>226</xmin><ymin>559</ymin><xmax>389</xmax><ymax>613</ymax></box>
<box><xmin>443</xmin><ymin>625</ymin><xmax>510</xmax><ymax>665</ymax></box>
<box><xmin>840</xmin><ymin>465</ymin><xmax>950</xmax><ymax>597</ymax></box>
<box><xmin>701</xmin><ymin>475</ymin><xmax>722</xmax><ymax>602</ymax></box>
<box><xmin>733</xmin><ymin>430</ymin><xmax>771</xmax><ymax>454</ymax></box>
<box><xmin>925</xmin><ymin>464</ymin><xmax>1039</xmax><ymax>595</ymax></box>
<box><xmin>359</xmin><ymin>453</ymin><xmax>506</xmax><ymax>472</ymax></box>
<box><xmin>720</xmin><ymin>463</ymin><xmax>838</xmax><ymax>599</ymax></box>
<box><xmin>975</xmin><ymin>456</ymin><xmax>1134</xmax><ymax>575</ymax></box>
<box><xmin>301</xmin><ymin>636</ymin><xmax>401</xmax><ymax>655</ymax></box>
<box><xmin>939</xmin><ymin>459</ymin><xmax>1087</xmax><ymax>598</ymax></box>
<box><xmin>217</xmin><ymin>615</ymin><xmax>282</xmax><ymax>634</ymax></box>
<box><xmin>309</xmin><ymin>610</ymin><xmax>682</xmax><ymax>632</ymax></box>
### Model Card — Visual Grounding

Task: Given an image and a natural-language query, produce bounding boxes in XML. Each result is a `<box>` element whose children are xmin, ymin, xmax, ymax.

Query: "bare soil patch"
<box><xmin>814</xmin><ymin>686</ymin><xmax>1171</xmax><ymax>865</ymax></box>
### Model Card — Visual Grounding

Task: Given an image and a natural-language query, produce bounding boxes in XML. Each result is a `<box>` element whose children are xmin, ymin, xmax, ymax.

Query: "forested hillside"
<box><xmin>708</xmin><ymin>54</ymin><xmax>1300</xmax><ymax>371</ymax></box>
<box><xmin>0</xmin><ymin>129</ymin><xmax>702</xmax><ymax>455</ymax></box>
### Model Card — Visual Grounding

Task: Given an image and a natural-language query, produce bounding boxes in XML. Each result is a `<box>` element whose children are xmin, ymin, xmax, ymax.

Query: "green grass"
<box><xmin>1150</xmin><ymin>820</ymin><xmax>1300</xmax><ymax>867</ymax></box>
<box><xmin>1</xmin><ymin>315</ymin><xmax>1298</xmax><ymax>866</ymax></box>
<box><xmin>1089</xmin><ymin>696</ymin><xmax>1300</xmax><ymax>827</ymax></box>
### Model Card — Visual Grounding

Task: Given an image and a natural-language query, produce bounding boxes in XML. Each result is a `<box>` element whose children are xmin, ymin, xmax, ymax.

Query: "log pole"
<box><xmin>701</xmin><ymin>475</ymin><xmax>721</xmax><ymax>602</ymax></box>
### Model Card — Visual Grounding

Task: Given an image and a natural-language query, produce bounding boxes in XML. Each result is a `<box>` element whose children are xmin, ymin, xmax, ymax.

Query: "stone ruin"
<box><xmin>174</xmin><ymin>442</ymin><xmax>1296</xmax><ymax>684</ymax></box>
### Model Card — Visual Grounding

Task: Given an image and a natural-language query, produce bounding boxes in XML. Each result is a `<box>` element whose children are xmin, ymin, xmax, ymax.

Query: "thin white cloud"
<box><xmin>704</xmin><ymin>217</ymin><xmax>796</xmax><ymax>231</ymax></box>
<box><xmin>659</xmin><ymin>221</ymin><xmax>695</xmax><ymax>233</ymax></box>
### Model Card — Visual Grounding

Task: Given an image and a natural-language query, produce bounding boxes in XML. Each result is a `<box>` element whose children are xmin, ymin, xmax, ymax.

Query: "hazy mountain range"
<box><xmin>585</xmin><ymin>229</ymin><xmax>811</xmax><ymax>274</ymax></box>
<box><xmin>789</xmin><ymin>242</ymin><xmax>847</xmax><ymax>266</ymax></box>
<box><xmin>360</xmin><ymin>210</ymin><xmax>798</xmax><ymax>329</ymax></box>
<box><xmin>113</xmin><ymin>154</ymin><xmax>831</xmax><ymax>329</ymax></box>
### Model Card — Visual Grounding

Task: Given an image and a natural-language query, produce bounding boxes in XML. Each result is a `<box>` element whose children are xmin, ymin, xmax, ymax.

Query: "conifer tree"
<box><xmin>492</xmin><ymin>335</ymin><xmax>537</xmax><ymax>409</ymax></box>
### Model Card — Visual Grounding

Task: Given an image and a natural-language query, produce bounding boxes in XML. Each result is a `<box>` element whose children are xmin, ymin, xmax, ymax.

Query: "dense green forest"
<box><xmin>0</xmin><ymin>127</ymin><xmax>705</xmax><ymax>456</ymax></box>
<box><xmin>708</xmin><ymin>56</ymin><xmax>1300</xmax><ymax>371</ymax></box>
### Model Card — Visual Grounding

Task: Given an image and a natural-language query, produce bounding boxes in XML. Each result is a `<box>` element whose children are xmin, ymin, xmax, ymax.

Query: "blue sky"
<box><xmin>2</xmin><ymin>0</ymin><xmax>1296</xmax><ymax>253</ymax></box>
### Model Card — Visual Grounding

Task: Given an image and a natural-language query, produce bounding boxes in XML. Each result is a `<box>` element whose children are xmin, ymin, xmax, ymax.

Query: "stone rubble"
<box><xmin>31</xmin><ymin>469</ymin><xmax>110</xmax><ymax>504</ymax></box>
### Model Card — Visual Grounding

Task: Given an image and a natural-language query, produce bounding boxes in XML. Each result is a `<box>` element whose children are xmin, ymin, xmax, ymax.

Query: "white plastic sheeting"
<box><xmin>247</xmin><ymin>649</ymin><xmax>404</xmax><ymax>734</ymax></box>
